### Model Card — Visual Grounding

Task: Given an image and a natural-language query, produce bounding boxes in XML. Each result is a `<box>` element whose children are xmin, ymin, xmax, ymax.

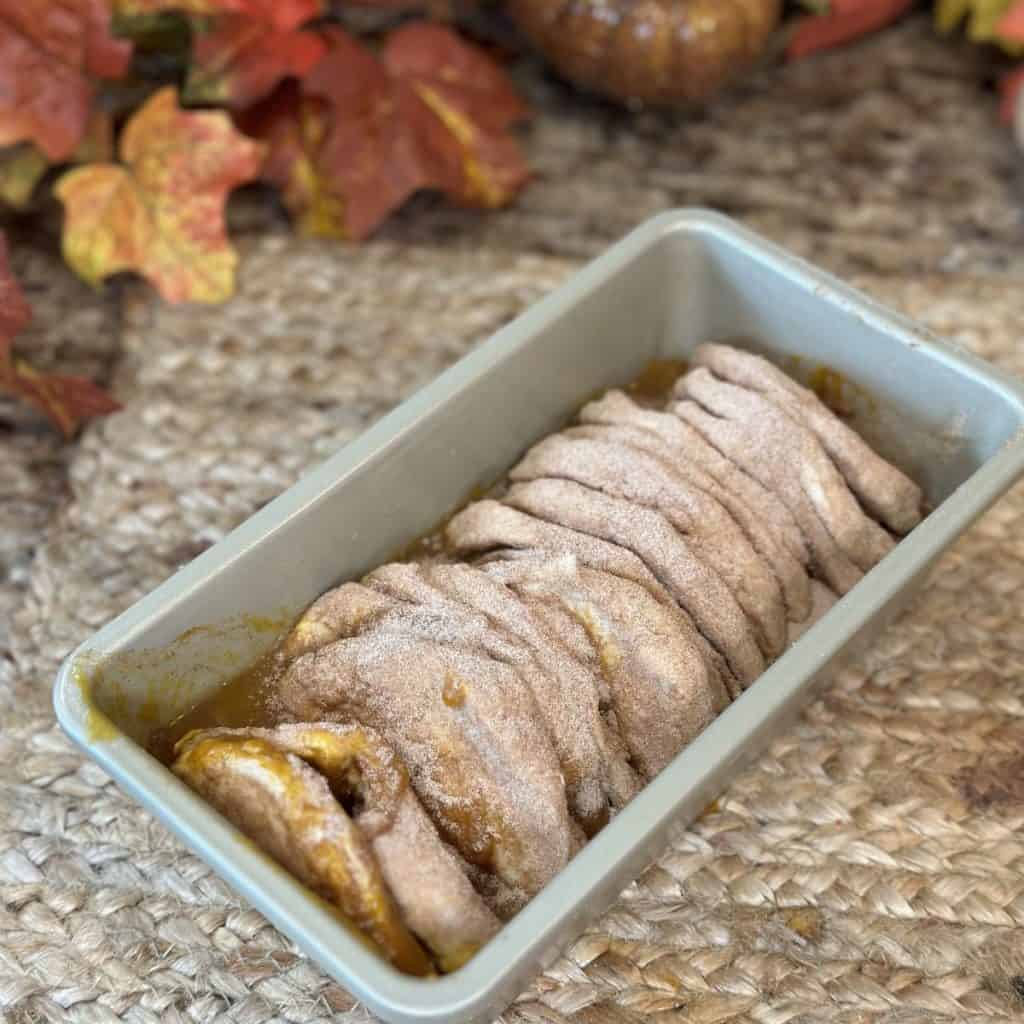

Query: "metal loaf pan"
<box><xmin>54</xmin><ymin>211</ymin><xmax>1024</xmax><ymax>1024</ymax></box>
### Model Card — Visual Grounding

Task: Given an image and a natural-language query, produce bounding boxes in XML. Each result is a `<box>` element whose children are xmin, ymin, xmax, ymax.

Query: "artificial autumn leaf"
<box><xmin>184</xmin><ymin>14</ymin><xmax>326</xmax><ymax>108</ymax></box>
<box><xmin>1</xmin><ymin>360</ymin><xmax>122</xmax><ymax>437</ymax></box>
<box><xmin>0</xmin><ymin>146</ymin><xmax>48</xmax><ymax>210</ymax></box>
<box><xmin>936</xmin><ymin>0</ymin><xmax>1024</xmax><ymax>52</ymax></box>
<box><xmin>0</xmin><ymin>233</ymin><xmax>119</xmax><ymax>437</ymax></box>
<box><xmin>114</xmin><ymin>0</ymin><xmax>321</xmax><ymax>32</ymax></box>
<box><xmin>0</xmin><ymin>234</ymin><xmax>31</xmax><ymax>342</ymax></box>
<box><xmin>1000</xmin><ymin>64</ymin><xmax>1024</xmax><ymax>122</ymax></box>
<box><xmin>55</xmin><ymin>87</ymin><xmax>265</xmax><ymax>303</ymax></box>
<box><xmin>936</xmin><ymin>0</ymin><xmax>1006</xmax><ymax>37</ymax></box>
<box><xmin>998</xmin><ymin>0</ymin><xmax>1024</xmax><ymax>40</ymax></box>
<box><xmin>299</xmin><ymin>26</ymin><xmax>452</xmax><ymax>240</ymax></box>
<box><xmin>787</xmin><ymin>0</ymin><xmax>914</xmax><ymax>59</ymax></box>
<box><xmin>240</xmin><ymin>84</ymin><xmax>347</xmax><ymax>237</ymax></box>
<box><xmin>384</xmin><ymin>22</ymin><xmax>529</xmax><ymax>208</ymax></box>
<box><xmin>0</xmin><ymin>111</ymin><xmax>116</xmax><ymax>211</ymax></box>
<box><xmin>0</xmin><ymin>0</ymin><xmax>132</xmax><ymax>161</ymax></box>
<box><xmin>260</xmin><ymin>22</ymin><xmax>529</xmax><ymax>240</ymax></box>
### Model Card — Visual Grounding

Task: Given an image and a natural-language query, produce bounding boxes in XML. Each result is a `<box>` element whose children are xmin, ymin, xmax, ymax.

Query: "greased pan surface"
<box><xmin>55</xmin><ymin>211</ymin><xmax>1024</xmax><ymax>1024</ymax></box>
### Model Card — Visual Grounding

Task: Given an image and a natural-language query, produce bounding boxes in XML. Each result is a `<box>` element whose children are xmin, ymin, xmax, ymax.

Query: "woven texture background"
<box><xmin>4</xmin><ymin>16</ymin><xmax>1024</xmax><ymax>1022</ymax></box>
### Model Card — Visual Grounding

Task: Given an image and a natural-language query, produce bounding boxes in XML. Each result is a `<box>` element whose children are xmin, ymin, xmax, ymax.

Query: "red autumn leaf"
<box><xmin>240</xmin><ymin>83</ymin><xmax>348</xmax><ymax>237</ymax></box>
<box><xmin>2</xmin><ymin>360</ymin><xmax>122</xmax><ymax>438</ymax></box>
<box><xmin>185</xmin><ymin>14</ymin><xmax>326</xmax><ymax>108</ymax></box>
<box><xmin>384</xmin><ymin>22</ymin><xmax>529</xmax><ymax>208</ymax></box>
<box><xmin>56</xmin><ymin>87</ymin><xmax>265</xmax><ymax>303</ymax></box>
<box><xmin>0</xmin><ymin>234</ymin><xmax>31</xmax><ymax>343</ymax></box>
<box><xmin>0</xmin><ymin>0</ymin><xmax>132</xmax><ymax>161</ymax></box>
<box><xmin>385</xmin><ymin>22</ymin><xmax>527</xmax><ymax>135</ymax></box>
<box><xmin>787</xmin><ymin>0</ymin><xmax>914</xmax><ymax>59</ymax></box>
<box><xmin>300</xmin><ymin>26</ymin><xmax>452</xmax><ymax>240</ymax></box>
<box><xmin>250</xmin><ymin>22</ymin><xmax>529</xmax><ymax>240</ymax></box>
<box><xmin>115</xmin><ymin>0</ymin><xmax>321</xmax><ymax>32</ymax></box>
<box><xmin>0</xmin><ymin>233</ymin><xmax>119</xmax><ymax>437</ymax></box>
<box><xmin>1000</xmin><ymin>65</ymin><xmax>1024</xmax><ymax>123</ymax></box>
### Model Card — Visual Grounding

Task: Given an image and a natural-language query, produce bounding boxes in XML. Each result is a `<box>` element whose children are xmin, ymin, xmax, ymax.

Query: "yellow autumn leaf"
<box><xmin>55</xmin><ymin>87</ymin><xmax>265</xmax><ymax>304</ymax></box>
<box><xmin>935</xmin><ymin>0</ymin><xmax>1024</xmax><ymax>53</ymax></box>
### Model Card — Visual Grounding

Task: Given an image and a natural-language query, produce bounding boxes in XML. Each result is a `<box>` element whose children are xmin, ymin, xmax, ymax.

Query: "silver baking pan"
<box><xmin>54</xmin><ymin>210</ymin><xmax>1024</xmax><ymax>1024</ymax></box>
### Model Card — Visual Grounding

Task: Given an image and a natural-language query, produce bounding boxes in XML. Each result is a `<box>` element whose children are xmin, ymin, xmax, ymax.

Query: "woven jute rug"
<box><xmin>5</xmin><ymin>16</ymin><xmax>1024</xmax><ymax>1022</ymax></box>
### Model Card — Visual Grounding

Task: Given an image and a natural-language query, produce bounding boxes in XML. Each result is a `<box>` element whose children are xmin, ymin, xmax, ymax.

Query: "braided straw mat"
<box><xmin>5</xmin><ymin>16</ymin><xmax>1024</xmax><ymax>1023</ymax></box>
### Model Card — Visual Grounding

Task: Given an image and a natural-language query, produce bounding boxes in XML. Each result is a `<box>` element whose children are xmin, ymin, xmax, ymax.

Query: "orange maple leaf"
<box><xmin>788</xmin><ymin>0</ymin><xmax>914</xmax><ymax>59</ymax></box>
<box><xmin>240</xmin><ymin>83</ymin><xmax>348</xmax><ymax>238</ymax></box>
<box><xmin>0</xmin><ymin>0</ymin><xmax>132</xmax><ymax>161</ymax></box>
<box><xmin>384</xmin><ymin>22</ymin><xmax>530</xmax><ymax>209</ymax></box>
<box><xmin>0</xmin><ymin>233</ymin><xmax>119</xmax><ymax>437</ymax></box>
<box><xmin>298</xmin><ymin>26</ymin><xmax>453</xmax><ymax>241</ymax></box>
<box><xmin>185</xmin><ymin>13</ymin><xmax>327</xmax><ymax>108</ymax></box>
<box><xmin>248</xmin><ymin>22</ymin><xmax>529</xmax><ymax>241</ymax></box>
<box><xmin>55</xmin><ymin>87</ymin><xmax>265</xmax><ymax>304</ymax></box>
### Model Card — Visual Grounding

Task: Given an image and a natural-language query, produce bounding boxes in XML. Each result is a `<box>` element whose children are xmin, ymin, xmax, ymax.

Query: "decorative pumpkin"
<box><xmin>504</xmin><ymin>0</ymin><xmax>783</xmax><ymax>106</ymax></box>
<box><xmin>356</xmin><ymin>0</ymin><xmax>784</xmax><ymax>106</ymax></box>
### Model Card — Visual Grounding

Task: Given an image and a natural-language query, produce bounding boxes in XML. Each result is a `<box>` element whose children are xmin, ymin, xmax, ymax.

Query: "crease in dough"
<box><xmin>690</xmin><ymin>343</ymin><xmax>923</xmax><ymax>534</ymax></box>
<box><xmin>676</xmin><ymin>367</ymin><xmax>895</xmax><ymax>573</ymax></box>
<box><xmin>486</xmin><ymin>553</ymin><xmax>730</xmax><ymax>777</ymax></box>
<box><xmin>565</xmin><ymin>411</ymin><xmax>812</xmax><ymax>624</ymax></box>
<box><xmin>277</xmin><ymin>633</ymin><xmax>572</xmax><ymax>917</ymax></box>
<box><xmin>509</xmin><ymin>431</ymin><xmax>787</xmax><ymax>656</ymax></box>
<box><xmin>503</xmin><ymin>477</ymin><xmax>766</xmax><ymax>685</ymax></box>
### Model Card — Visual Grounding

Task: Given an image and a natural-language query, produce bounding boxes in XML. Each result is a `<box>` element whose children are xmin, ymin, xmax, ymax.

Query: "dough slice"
<box><xmin>362</xmin><ymin>562</ymin><xmax>639</xmax><ymax>834</ymax></box>
<box><xmin>423</xmin><ymin>561</ymin><xmax>641</xmax><ymax>829</ymax></box>
<box><xmin>282</xmin><ymin>582</ymin><xmax>396</xmax><ymax>658</ymax></box>
<box><xmin>691</xmin><ymin>343</ymin><xmax>923</xmax><ymax>534</ymax></box>
<box><xmin>566</xmin><ymin>408</ymin><xmax>812</xmax><ymax>624</ymax></box>
<box><xmin>510</xmin><ymin>432</ymin><xmax>787</xmax><ymax>656</ymax></box>
<box><xmin>278</xmin><ymin>634</ymin><xmax>572</xmax><ymax>916</ymax></box>
<box><xmin>487</xmin><ymin>555</ymin><xmax>730</xmax><ymax>776</ymax></box>
<box><xmin>173</xmin><ymin>727</ymin><xmax>433</xmax><ymax>975</ymax></box>
<box><xmin>503</xmin><ymin>478</ymin><xmax>765</xmax><ymax>685</ymax></box>
<box><xmin>175</xmin><ymin>723</ymin><xmax>499</xmax><ymax>972</ymax></box>
<box><xmin>580</xmin><ymin>390</ymin><xmax>809</xmax><ymax>568</ymax></box>
<box><xmin>676</xmin><ymin>368</ymin><xmax>895</xmax><ymax>574</ymax></box>
<box><xmin>446</xmin><ymin>500</ymin><xmax>672</xmax><ymax>601</ymax></box>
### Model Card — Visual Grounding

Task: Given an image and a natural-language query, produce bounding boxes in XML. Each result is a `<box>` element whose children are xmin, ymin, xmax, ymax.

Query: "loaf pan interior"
<box><xmin>54</xmin><ymin>210</ymin><xmax>1024</xmax><ymax>1024</ymax></box>
<box><xmin>72</xmin><ymin>213</ymin><xmax>1024</xmax><ymax>742</ymax></box>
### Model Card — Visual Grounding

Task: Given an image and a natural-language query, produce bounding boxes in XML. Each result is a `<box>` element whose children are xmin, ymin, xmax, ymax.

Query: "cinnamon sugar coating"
<box><xmin>580</xmin><ymin>391</ymin><xmax>810</xmax><ymax>567</ymax></box>
<box><xmin>676</xmin><ymin>368</ymin><xmax>895</xmax><ymax>576</ymax></box>
<box><xmin>503</xmin><ymin>478</ymin><xmax>766</xmax><ymax>685</ymax></box>
<box><xmin>277</xmin><ymin>634</ymin><xmax>572</xmax><ymax>916</ymax></box>
<box><xmin>322</xmin><ymin>561</ymin><xmax>642</xmax><ymax>833</ymax></box>
<box><xmin>487</xmin><ymin>554</ymin><xmax>729</xmax><ymax>776</ymax></box>
<box><xmin>572</xmin><ymin>393</ymin><xmax>812</xmax><ymax>622</ymax></box>
<box><xmin>691</xmin><ymin>344</ymin><xmax>923</xmax><ymax>534</ymax></box>
<box><xmin>446</xmin><ymin>499</ymin><xmax>675</xmax><ymax>601</ymax></box>
<box><xmin>174</xmin><ymin>723</ymin><xmax>499</xmax><ymax>972</ymax></box>
<box><xmin>510</xmin><ymin>431</ymin><xmax>787</xmax><ymax>656</ymax></box>
<box><xmin>174</xmin><ymin>345</ymin><xmax>922</xmax><ymax>974</ymax></box>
